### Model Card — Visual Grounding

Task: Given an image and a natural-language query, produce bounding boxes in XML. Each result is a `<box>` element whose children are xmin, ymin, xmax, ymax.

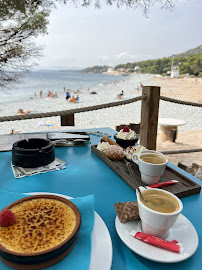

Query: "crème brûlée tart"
<box><xmin>0</xmin><ymin>195</ymin><xmax>81</xmax><ymax>270</ymax></box>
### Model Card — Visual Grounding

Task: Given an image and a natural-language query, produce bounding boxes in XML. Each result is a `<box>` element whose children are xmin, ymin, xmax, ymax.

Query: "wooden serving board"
<box><xmin>91</xmin><ymin>145</ymin><xmax>201</xmax><ymax>198</ymax></box>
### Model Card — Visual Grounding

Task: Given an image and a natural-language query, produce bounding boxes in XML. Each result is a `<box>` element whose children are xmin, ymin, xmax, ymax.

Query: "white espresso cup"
<box><xmin>132</xmin><ymin>150</ymin><xmax>168</xmax><ymax>185</ymax></box>
<box><xmin>137</xmin><ymin>187</ymin><xmax>183</xmax><ymax>239</ymax></box>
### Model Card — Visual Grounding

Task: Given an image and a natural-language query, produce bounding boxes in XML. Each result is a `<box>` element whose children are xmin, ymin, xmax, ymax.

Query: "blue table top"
<box><xmin>0</xmin><ymin>127</ymin><xmax>201</xmax><ymax>270</ymax></box>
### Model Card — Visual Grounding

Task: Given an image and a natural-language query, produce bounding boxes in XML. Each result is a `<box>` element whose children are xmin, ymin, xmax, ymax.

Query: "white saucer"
<box><xmin>115</xmin><ymin>214</ymin><xmax>198</xmax><ymax>263</ymax></box>
<box><xmin>26</xmin><ymin>192</ymin><xmax>112</xmax><ymax>270</ymax></box>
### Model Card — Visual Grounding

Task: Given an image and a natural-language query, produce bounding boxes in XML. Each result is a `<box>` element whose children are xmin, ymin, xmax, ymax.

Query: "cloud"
<box><xmin>97</xmin><ymin>55</ymin><xmax>110</xmax><ymax>61</ymax></box>
<box><xmin>95</xmin><ymin>52</ymin><xmax>154</xmax><ymax>67</ymax></box>
<box><xmin>113</xmin><ymin>52</ymin><xmax>137</xmax><ymax>60</ymax></box>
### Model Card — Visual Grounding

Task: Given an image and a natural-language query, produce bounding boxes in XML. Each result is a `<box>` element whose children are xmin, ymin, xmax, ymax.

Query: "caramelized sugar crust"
<box><xmin>0</xmin><ymin>199</ymin><xmax>77</xmax><ymax>253</ymax></box>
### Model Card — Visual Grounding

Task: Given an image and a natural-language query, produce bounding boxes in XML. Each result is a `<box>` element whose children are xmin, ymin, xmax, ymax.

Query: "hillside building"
<box><xmin>171</xmin><ymin>66</ymin><xmax>180</xmax><ymax>78</ymax></box>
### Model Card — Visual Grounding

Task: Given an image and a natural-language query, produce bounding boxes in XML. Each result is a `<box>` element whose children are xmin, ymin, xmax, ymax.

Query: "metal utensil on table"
<box><xmin>127</xmin><ymin>162</ymin><xmax>147</xmax><ymax>203</ymax></box>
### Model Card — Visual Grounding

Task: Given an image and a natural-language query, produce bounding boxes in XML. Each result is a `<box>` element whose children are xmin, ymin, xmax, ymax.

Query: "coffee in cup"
<box><xmin>140</xmin><ymin>153</ymin><xmax>167</xmax><ymax>165</ymax></box>
<box><xmin>132</xmin><ymin>150</ymin><xmax>168</xmax><ymax>185</ymax></box>
<box><xmin>137</xmin><ymin>187</ymin><xmax>183</xmax><ymax>239</ymax></box>
<box><xmin>139</xmin><ymin>189</ymin><xmax>180</xmax><ymax>214</ymax></box>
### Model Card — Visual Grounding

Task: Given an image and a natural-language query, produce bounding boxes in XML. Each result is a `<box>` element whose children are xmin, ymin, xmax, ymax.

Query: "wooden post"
<box><xmin>60</xmin><ymin>114</ymin><xmax>75</xmax><ymax>126</ymax></box>
<box><xmin>140</xmin><ymin>86</ymin><xmax>160</xmax><ymax>150</ymax></box>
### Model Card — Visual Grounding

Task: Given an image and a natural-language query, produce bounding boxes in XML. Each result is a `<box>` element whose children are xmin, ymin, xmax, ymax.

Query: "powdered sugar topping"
<box><xmin>106</xmin><ymin>145</ymin><xmax>124</xmax><ymax>158</ymax></box>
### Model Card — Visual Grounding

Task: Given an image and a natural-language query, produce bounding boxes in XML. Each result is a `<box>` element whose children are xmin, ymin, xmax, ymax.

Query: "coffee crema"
<box><xmin>140</xmin><ymin>153</ymin><xmax>166</xmax><ymax>164</ymax></box>
<box><xmin>140</xmin><ymin>189</ymin><xmax>179</xmax><ymax>213</ymax></box>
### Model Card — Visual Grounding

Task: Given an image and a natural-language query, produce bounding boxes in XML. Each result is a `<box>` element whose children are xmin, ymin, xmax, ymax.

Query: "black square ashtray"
<box><xmin>12</xmin><ymin>138</ymin><xmax>55</xmax><ymax>168</ymax></box>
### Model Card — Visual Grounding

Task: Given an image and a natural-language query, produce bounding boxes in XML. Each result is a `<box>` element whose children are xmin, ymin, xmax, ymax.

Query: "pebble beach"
<box><xmin>0</xmin><ymin>74</ymin><xmax>201</xmax><ymax>136</ymax></box>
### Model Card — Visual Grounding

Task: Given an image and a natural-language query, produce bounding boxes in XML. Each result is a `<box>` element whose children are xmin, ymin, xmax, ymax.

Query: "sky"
<box><xmin>36</xmin><ymin>0</ymin><xmax>202</xmax><ymax>70</ymax></box>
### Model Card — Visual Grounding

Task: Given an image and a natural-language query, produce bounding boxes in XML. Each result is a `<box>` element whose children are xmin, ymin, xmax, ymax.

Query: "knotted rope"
<box><xmin>161</xmin><ymin>148</ymin><xmax>202</xmax><ymax>155</ymax></box>
<box><xmin>0</xmin><ymin>94</ymin><xmax>201</xmax><ymax>123</ymax></box>
<box><xmin>160</xmin><ymin>96</ymin><xmax>202</xmax><ymax>107</ymax></box>
<box><xmin>0</xmin><ymin>93</ymin><xmax>201</xmax><ymax>155</ymax></box>
<box><xmin>0</xmin><ymin>95</ymin><xmax>146</xmax><ymax>122</ymax></box>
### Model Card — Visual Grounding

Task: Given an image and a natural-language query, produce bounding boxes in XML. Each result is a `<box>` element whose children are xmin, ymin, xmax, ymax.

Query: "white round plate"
<box><xmin>115</xmin><ymin>214</ymin><xmax>198</xmax><ymax>263</ymax></box>
<box><xmin>26</xmin><ymin>192</ymin><xmax>112</xmax><ymax>270</ymax></box>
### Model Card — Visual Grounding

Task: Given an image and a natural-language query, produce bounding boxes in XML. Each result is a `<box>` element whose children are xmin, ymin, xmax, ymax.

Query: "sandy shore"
<box><xmin>0</xmin><ymin>74</ymin><xmax>201</xmax><ymax>136</ymax></box>
<box><xmin>151</xmin><ymin>76</ymin><xmax>202</xmax><ymax>103</ymax></box>
<box><xmin>157</xmin><ymin>129</ymin><xmax>202</xmax><ymax>167</ymax></box>
<box><xmin>0</xmin><ymin>73</ymin><xmax>201</xmax><ymax>169</ymax></box>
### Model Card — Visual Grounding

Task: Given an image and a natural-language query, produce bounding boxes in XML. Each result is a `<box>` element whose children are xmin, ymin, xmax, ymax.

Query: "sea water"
<box><xmin>0</xmin><ymin>70</ymin><xmax>125</xmax><ymax>104</ymax></box>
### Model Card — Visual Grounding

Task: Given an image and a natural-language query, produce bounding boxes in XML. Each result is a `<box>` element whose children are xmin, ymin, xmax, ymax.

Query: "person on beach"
<box><xmin>68</xmin><ymin>95</ymin><xmax>76</xmax><ymax>103</ymax></box>
<box><xmin>140</xmin><ymin>82</ymin><xmax>143</xmax><ymax>89</ymax></box>
<box><xmin>10</xmin><ymin>129</ymin><xmax>20</xmax><ymax>134</ymax></box>
<box><xmin>76</xmin><ymin>95</ymin><xmax>79</xmax><ymax>102</ymax></box>
<box><xmin>53</xmin><ymin>92</ymin><xmax>58</xmax><ymax>98</ymax></box>
<box><xmin>17</xmin><ymin>108</ymin><xmax>32</xmax><ymax>115</ymax></box>
<box><xmin>66</xmin><ymin>90</ymin><xmax>71</xmax><ymax>100</ymax></box>
<box><xmin>47</xmin><ymin>90</ymin><xmax>54</xmax><ymax>97</ymax></box>
<box><xmin>117</xmin><ymin>90</ymin><xmax>124</xmax><ymax>99</ymax></box>
<box><xmin>74</xmin><ymin>89</ymin><xmax>80</xmax><ymax>94</ymax></box>
<box><xmin>40</xmin><ymin>90</ymin><xmax>43</xmax><ymax>98</ymax></box>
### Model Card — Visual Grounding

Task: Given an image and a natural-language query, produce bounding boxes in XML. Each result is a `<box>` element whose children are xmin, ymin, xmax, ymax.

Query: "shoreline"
<box><xmin>0</xmin><ymin>74</ymin><xmax>201</xmax><ymax>136</ymax></box>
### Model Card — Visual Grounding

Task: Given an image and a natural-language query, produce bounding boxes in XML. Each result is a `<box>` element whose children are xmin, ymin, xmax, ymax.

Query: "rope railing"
<box><xmin>160</xmin><ymin>96</ymin><xmax>202</xmax><ymax>107</ymax></box>
<box><xmin>0</xmin><ymin>95</ymin><xmax>146</xmax><ymax>123</ymax></box>
<box><xmin>0</xmin><ymin>94</ymin><xmax>201</xmax><ymax>123</ymax></box>
<box><xmin>0</xmin><ymin>91</ymin><xmax>201</xmax><ymax>155</ymax></box>
<box><xmin>161</xmin><ymin>148</ymin><xmax>202</xmax><ymax>155</ymax></box>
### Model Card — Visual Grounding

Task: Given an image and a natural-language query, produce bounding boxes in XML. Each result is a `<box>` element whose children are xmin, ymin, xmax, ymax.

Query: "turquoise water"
<box><xmin>0</xmin><ymin>70</ymin><xmax>124</xmax><ymax>104</ymax></box>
